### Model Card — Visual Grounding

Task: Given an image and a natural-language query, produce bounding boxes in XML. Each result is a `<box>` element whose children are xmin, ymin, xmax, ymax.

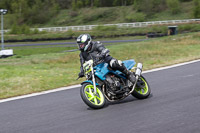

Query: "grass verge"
<box><xmin>0</xmin><ymin>32</ymin><xmax>200</xmax><ymax>99</ymax></box>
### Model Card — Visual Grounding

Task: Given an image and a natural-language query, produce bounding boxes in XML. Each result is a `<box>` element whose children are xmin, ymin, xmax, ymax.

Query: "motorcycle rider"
<box><xmin>77</xmin><ymin>34</ymin><xmax>136</xmax><ymax>84</ymax></box>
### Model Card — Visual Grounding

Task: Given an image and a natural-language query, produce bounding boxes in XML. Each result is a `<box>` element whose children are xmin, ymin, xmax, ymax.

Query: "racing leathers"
<box><xmin>78</xmin><ymin>41</ymin><xmax>136</xmax><ymax>83</ymax></box>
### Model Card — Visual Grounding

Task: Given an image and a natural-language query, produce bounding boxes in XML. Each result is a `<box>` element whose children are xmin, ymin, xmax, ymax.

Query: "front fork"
<box><xmin>91</xmin><ymin>66</ymin><xmax>97</xmax><ymax>95</ymax></box>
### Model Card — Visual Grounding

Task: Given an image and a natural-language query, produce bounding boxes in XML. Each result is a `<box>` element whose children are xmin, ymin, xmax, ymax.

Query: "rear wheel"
<box><xmin>131</xmin><ymin>75</ymin><xmax>151</xmax><ymax>99</ymax></box>
<box><xmin>80</xmin><ymin>83</ymin><xmax>105</xmax><ymax>109</ymax></box>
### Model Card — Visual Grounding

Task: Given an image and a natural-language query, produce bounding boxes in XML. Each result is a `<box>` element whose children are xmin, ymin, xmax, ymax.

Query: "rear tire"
<box><xmin>131</xmin><ymin>75</ymin><xmax>151</xmax><ymax>99</ymax></box>
<box><xmin>80</xmin><ymin>83</ymin><xmax>105</xmax><ymax>109</ymax></box>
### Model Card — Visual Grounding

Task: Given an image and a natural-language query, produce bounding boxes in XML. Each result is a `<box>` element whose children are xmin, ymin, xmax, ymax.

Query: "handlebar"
<box><xmin>89</xmin><ymin>54</ymin><xmax>104</xmax><ymax>66</ymax></box>
<box><xmin>76</xmin><ymin>75</ymin><xmax>84</xmax><ymax>80</ymax></box>
<box><xmin>93</xmin><ymin>57</ymin><xmax>104</xmax><ymax>66</ymax></box>
<box><xmin>76</xmin><ymin>76</ymin><xmax>80</xmax><ymax>80</ymax></box>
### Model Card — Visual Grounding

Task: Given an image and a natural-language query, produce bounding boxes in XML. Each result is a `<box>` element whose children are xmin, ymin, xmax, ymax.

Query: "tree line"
<box><xmin>0</xmin><ymin>0</ymin><xmax>199</xmax><ymax>26</ymax></box>
<box><xmin>0</xmin><ymin>0</ymin><xmax>136</xmax><ymax>11</ymax></box>
<box><xmin>1</xmin><ymin>0</ymin><xmax>195</xmax><ymax>13</ymax></box>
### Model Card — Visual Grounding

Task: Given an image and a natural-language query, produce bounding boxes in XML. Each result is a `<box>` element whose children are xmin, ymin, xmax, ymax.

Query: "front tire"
<box><xmin>131</xmin><ymin>75</ymin><xmax>151</xmax><ymax>99</ymax></box>
<box><xmin>80</xmin><ymin>83</ymin><xmax>105</xmax><ymax>109</ymax></box>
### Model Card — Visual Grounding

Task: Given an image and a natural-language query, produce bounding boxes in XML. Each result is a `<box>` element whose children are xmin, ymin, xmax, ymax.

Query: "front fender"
<box><xmin>81</xmin><ymin>80</ymin><xmax>99</xmax><ymax>86</ymax></box>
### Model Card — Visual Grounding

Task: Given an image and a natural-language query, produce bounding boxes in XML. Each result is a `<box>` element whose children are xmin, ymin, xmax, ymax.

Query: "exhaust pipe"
<box><xmin>128</xmin><ymin>63</ymin><xmax>143</xmax><ymax>94</ymax></box>
<box><xmin>112</xmin><ymin>63</ymin><xmax>144</xmax><ymax>100</ymax></box>
<box><xmin>135</xmin><ymin>63</ymin><xmax>143</xmax><ymax>76</ymax></box>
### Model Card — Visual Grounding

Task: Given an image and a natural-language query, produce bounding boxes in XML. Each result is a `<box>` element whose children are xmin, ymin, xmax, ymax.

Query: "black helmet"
<box><xmin>77</xmin><ymin>34</ymin><xmax>92</xmax><ymax>51</ymax></box>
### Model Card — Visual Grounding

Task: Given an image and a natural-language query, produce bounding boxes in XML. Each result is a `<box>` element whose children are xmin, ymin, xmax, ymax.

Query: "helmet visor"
<box><xmin>79</xmin><ymin>43</ymin><xmax>85</xmax><ymax>49</ymax></box>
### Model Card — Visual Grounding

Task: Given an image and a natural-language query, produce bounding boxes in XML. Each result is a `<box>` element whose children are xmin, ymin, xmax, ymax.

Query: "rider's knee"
<box><xmin>110</xmin><ymin>59</ymin><xmax>123</xmax><ymax>69</ymax></box>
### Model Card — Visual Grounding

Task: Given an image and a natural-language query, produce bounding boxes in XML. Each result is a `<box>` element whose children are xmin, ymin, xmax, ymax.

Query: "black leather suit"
<box><xmin>79</xmin><ymin>41</ymin><xmax>130</xmax><ymax>75</ymax></box>
<box><xmin>78</xmin><ymin>41</ymin><xmax>136</xmax><ymax>83</ymax></box>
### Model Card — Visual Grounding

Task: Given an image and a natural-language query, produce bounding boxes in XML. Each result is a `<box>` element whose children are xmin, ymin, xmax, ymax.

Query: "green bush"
<box><xmin>179</xmin><ymin>0</ymin><xmax>193</xmax><ymax>2</ymax></box>
<box><xmin>147</xmin><ymin>25</ymin><xmax>168</xmax><ymax>34</ymax></box>
<box><xmin>33</xmin><ymin>29</ymin><xmax>40</xmax><ymax>34</ymax></box>
<box><xmin>72</xmin><ymin>0</ymin><xmax>84</xmax><ymax>10</ymax></box>
<box><xmin>82</xmin><ymin>8</ymin><xmax>115</xmax><ymax>23</ymax></box>
<box><xmin>134</xmin><ymin>0</ymin><xmax>166</xmax><ymax>15</ymax></box>
<box><xmin>9</xmin><ymin>23</ymin><xmax>20</xmax><ymax>34</ymax></box>
<box><xmin>193</xmin><ymin>0</ymin><xmax>200</xmax><ymax>18</ymax></box>
<box><xmin>76</xmin><ymin>0</ymin><xmax>84</xmax><ymax>8</ymax></box>
<box><xmin>125</xmin><ymin>12</ymin><xmax>146</xmax><ymax>22</ymax></box>
<box><xmin>21</xmin><ymin>24</ymin><xmax>31</xmax><ymax>34</ymax></box>
<box><xmin>9</xmin><ymin>24</ymin><xmax>31</xmax><ymax>34</ymax></box>
<box><xmin>9</xmin><ymin>24</ymin><xmax>42</xmax><ymax>35</ymax></box>
<box><xmin>179</xmin><ymin>24</ymin><xmax>200</xmax><ymax>32</ymax></box>
<box><xmin>166</xmin><ymin>0</ymin><xmax>181</xmax><ymax>14</ymax></box>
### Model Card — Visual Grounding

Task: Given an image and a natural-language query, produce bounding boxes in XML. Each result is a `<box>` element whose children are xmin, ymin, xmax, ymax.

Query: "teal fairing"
<box><xmin>94</xmin><ymin>59</ymin><xmax>136</xmax><ymax>81</ymax></box>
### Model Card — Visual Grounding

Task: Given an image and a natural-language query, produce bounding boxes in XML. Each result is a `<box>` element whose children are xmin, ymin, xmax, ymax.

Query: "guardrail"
<box><xmin>4</xmin><ymin>19</ymin><xmax>200</xmax><ymax>33</ymax></box>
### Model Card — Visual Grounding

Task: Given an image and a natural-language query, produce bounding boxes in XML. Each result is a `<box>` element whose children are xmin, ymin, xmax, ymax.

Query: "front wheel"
<box><xmin>131</xmin><ymin>75</ymin><xmax>151</xmax><ymax>99</ymax></box>
<box><xmin>80</xmin><ymin>83</ymin><xmax>105</xmax><ymax>109</ymax></box>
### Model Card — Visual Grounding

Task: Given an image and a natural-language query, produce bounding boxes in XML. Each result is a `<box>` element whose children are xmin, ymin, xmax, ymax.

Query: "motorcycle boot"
<box><xmin>122</xmin><ymin>67</ymin><xmax>136</xmax><ymax>84</ymax></box>
<box><xmin>110</xmin><ymin>59</ymin><xmax>136</xmax><ymax>84</ymax></box>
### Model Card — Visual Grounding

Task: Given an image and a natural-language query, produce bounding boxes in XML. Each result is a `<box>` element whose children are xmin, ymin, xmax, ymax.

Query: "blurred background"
<box><xmin>0</xmin><ymin>0</ymin><xmax>200</xmax><ymax>99</ymax></box>
<box><xmin>0</xmin><ymin>0</ymin><xmax>200</xmax><ymax>43</ymax></box>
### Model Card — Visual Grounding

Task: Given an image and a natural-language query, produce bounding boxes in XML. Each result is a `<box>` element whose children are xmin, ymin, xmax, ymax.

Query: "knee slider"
<box><xmin>110</xmin><ymin>59</ymin><xmax>123</xmax><ymax>68</ymax></box>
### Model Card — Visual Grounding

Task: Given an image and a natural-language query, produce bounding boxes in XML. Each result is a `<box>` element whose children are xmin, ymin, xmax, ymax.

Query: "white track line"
<box><xmin>0</xmin><ymin>85</ymin><xmax>81</xmax><ymax>103</ymax></box>
<box><xmin>0</xmin><ymin>59</ymin><xmax>200</xmax><ymax>104</ymax></box>
<box><xmin>143</xmin><ymin>59</ymin><xmax>200</xmax><ymax>73</ymax></box>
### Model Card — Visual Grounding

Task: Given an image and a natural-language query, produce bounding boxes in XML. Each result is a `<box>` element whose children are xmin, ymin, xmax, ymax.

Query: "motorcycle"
<box><xmin>77</xmin><ymin>59</ymin><xmax>151</xmax><ymax>109</ymax></box>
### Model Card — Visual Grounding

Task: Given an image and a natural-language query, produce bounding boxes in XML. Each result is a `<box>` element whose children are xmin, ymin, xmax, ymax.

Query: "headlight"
<box><xmin>86</xmin><ymin>72</ymin><xmax>92</xmax><ymax>79</ymax></box>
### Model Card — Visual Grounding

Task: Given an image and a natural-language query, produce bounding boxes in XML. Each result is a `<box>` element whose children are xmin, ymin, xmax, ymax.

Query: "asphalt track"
<box><xmin>0</xmin><ymin>61</ymin><xmax>200</xmax><ymax>133</ymax></box>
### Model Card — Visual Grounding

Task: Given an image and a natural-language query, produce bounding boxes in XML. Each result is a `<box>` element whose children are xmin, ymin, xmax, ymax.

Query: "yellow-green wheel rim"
<box><xmin>84</xmin><ymin>85</ymin><xmax>104</xmax><ymax>106</ymax></box>
<box><xmin>135</xmin><ymin>77</ymin><xmax>148</xmax><ymax>95</ymax></box>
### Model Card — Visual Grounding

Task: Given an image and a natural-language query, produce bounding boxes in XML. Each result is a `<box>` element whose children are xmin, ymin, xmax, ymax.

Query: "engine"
<box><xmin>104</xmin><ymin>74</ymin><xmax>129</xmax><ymax>100</ymax></box>
<box><xmin>105</xmin><ymin>74</ymin><xmax>121</xmax><ymax>92</ymax></box>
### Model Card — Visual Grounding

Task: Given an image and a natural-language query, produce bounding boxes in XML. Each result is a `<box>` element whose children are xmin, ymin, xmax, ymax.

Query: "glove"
<box><xmin>78</xmin><ymin>71</ymin><xmax>84</xmax><ymax>77</ymax></box>
<box><xmin>97</xmin><ymin>54</ymin><xmax>104</xmax><ymax>59</ymax></box>
<box><xmin>95</xmin><ymin>54</ymin><xmax>104</xmax><ymax>62</ymax></box>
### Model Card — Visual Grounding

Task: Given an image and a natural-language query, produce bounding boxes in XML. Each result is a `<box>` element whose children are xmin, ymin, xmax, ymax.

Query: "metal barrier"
<box><xmin>4</xmin><ymin>19</ymin><xmax>200</xmax><ymax>33</ymax></box>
